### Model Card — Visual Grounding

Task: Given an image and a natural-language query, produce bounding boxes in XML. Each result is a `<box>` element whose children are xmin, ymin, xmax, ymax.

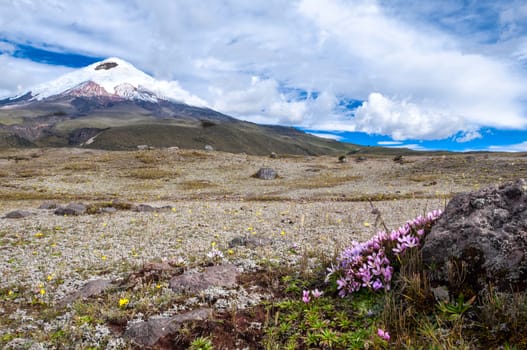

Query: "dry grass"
<box><xmin>62</xmin><ymin>162</ymin><xmax>98</xmax><ymax>171</ymax></box>
<box><xmin>126</xmin><ymin>168</ymin><xmax>177</xmax><ymax>179</ymax></box>
<box><xmin>286</xmin><ymin>173</ymin><xmax>362</xmax><ymax>189</ymax></box>
<box><xmin>178</xmin><ymin>179</ymin><xmax>217</xmax><ymax>190</ymax></box>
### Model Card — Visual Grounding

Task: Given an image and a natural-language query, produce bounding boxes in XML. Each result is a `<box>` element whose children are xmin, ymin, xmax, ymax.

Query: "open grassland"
<box><xmin>0</xmin><ymin>148</ymin><xmax>526</xmax><ymax>349</ymax></box>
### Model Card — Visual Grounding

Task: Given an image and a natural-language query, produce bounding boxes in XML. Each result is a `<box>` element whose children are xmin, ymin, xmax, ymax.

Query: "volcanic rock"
<box><xmin>422</xmin><ymin>179</ymin><xmax>527</xmax><ymax>296</ymax></box>
<box><xmin>54</xmin><ymin>203</ymin><xmax>87</xmax><ymax>216</ymax></box>
<box><xmin>253</xmin><ymin>167</ymin><xmax>277</xmax><ymax>180</ymax></box>
<box><xmin>124</xmin><ymin>308</ymin><xmax>212</xmax><ymax>347</ymax></box>
<box><xmin>3</xmin><ymin>210</ymin><xmax>34</xmax><ymax>219</ymax></box>
<box><xmin>169</xmin><ymin>264</ymin><xmax>239</xmax><ymax>293</ymax></box>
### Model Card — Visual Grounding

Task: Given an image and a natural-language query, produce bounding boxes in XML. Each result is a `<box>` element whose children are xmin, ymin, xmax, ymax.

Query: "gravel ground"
<box><xmin>0</xmin><ymin>148</ymin><xmax>524</xmax><ymax>348</ymax></box>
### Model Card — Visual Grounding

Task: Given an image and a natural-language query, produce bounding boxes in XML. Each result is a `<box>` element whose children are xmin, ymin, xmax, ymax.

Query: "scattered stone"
<box><xmin>137</xmin><ymin>144</ymin><xmax>150</xmax><ymax>151</ymax></box>
<box><xmin>228</xmin><ymin>236</ymin><xmax>274</xmax><ymax>248</ymax></box>
<box><xmin>169</xmin><ymin>264</ymin><xmax>240</xmax><ymax>293</ymax></box>
<box><xmin>127</xmin><ymin>261</ymin><xmax>183</xmax><ymax>287</ymax></box>
<box><xmin>204</xmin><ymin>145</ymin><xmax>214</xmax><ymax>151</ymax></box>
<box><xmin>393</xmin><ymin>155</ymin><xmax>404</xmax><ymax>164</ymax></box>
<box><xmin>355</xmin><ymin>156</ymin><xmax>367</xmax><ymax>163</ymax></box>
<box><xmin>58</xmin><ymin>279</ymin><xmax>113</xmax><ymax>307</ymax></box>
<box><xmin>99</xmin><ymin>207</ymin><xmax>117</xmax><ymax>214</ymax></box>
<box><xmin>54</xmin><ymin>203</ymin><xmax>87</xmax><ymax>216</ymax></box>
<box><xmin>124</xmin><ymin>308</ymin><xmax>212</xmax><ymax>347</ymax></box>
<box><xmin>422</xmin><ymin>179</ymin><xmax>527</xmax><ymax>297</ymax></box>
<box><xmin>4</xmin><ymin>210</ymin><xmax>34</xmax><ymax>219</ymax></box>
<box><xmin>253</xmin><ymin>167</ymin><xmax>277</xmax><ymax>180</ymax></box>
<box><xmin>168</xmin><ymin>146</ymin><xmax>179</xmax><ymax>150</ymax></box>
<box><xmin>269</xmin><ymin>152</ymin><xmax>278</xmax><ymax>159</ymax></box>
<box><xmin>338</xmin><ymin>155</ymin><xmax>348</xmax><ymax>163</ymax></box>
<box><xmin>38</xmin><ymin>201</ymin><xmax>59</xmax><ymax>210</ymax></box>
<box><xmin>134</xmin><ymin>204</ymin><xmax>155</xmax><ymax>212</ymax></box>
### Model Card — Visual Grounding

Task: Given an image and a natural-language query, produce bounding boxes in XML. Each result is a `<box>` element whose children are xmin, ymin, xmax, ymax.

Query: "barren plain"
<box><xmin>1</xmin><ymin>148</ymin><xmax>526</xmax><ymax>349</ymax></box>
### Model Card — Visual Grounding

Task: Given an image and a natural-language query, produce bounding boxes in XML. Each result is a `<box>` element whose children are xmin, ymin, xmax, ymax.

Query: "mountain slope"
<box><xmin>0</xmin><ymin>57</ymin><xmax>380</xmax><ymax>155</ymax></box>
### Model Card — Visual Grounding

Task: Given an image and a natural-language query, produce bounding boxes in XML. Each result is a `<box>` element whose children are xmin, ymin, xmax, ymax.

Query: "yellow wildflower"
<box><xmin>280</xmin><ymin>230</ymin><xmax>286</xmax><ymax>236</ymax></box>
<box><xmin>35</xmin><ymin>232</ymin><xmax>44</xmax><ymax>237</ymax></box>
<box><xmin>101</xmin><ymin>255</ymin><xmax>107</xmax><ymax>261</ymax></box>
<box><xmin>227</xmin><ymin>249</ymin><xmax>234</xmax><ymax>255</ymax></box>
<box><xmin>39</xmin><ymin>288</ymin><xmax>46</xmax><ymax>295</ymax></box>
<box><xmin>119</xmin><ymin>298</ymin><xmax>129</xmax><ymax>308</ymax></box>
<box><xmin>363</xmin><ymin>222</ymin><xmax>370</xmax><ymax>227</ymax></box>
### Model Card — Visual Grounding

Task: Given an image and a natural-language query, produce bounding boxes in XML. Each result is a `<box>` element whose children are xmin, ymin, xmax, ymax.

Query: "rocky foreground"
<box><xmin>0</xmin><ymin>148</ymin><xmax>526</xmax><ymax>349</ymax></box>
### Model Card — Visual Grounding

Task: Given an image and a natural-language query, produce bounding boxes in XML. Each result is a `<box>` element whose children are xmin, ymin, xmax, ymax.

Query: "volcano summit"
<box><xmin>0</xmin><ymin>58</ymin><xmax>359</xmax><ymax>155</ymax></box>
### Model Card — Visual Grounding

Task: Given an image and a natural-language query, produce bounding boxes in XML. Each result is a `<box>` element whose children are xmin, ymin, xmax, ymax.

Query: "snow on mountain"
<box><xmin>23</xmin><ymin>57</ymin><xmax>208</xmax><ymax>107</ymax></box>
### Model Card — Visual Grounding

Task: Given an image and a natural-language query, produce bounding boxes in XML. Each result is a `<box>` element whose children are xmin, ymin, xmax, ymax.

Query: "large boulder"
<box><xmin>422</xmin><ymin>179</ymin><xmax>527</xmax><ymax>296</ymax></box>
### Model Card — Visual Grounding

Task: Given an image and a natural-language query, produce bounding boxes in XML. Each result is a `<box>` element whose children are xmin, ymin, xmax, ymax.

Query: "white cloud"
<box><xmin>377</xmin><ymin>141</ymin><xmax>403</xmax><ymax>145</ymax></box>
<box><xmin>0</xmin><ymin>55</ymin><xmax>73</xmax><ymax>98</ymax></box>
<box><xmin>487</xmin><ymin>141</ymin><xmax>527</xmax><ymax>152</ymax></box>
<box><xmin>306</xmin><ymin>132</ymin><xmax>343</xmax><ymax>141</ymax></box>
<box><xmin>454</xmin><ymin>130</ymin><xmax>482</xmax><ymax>143</ymax></box>
<box><xmin>352</xmin><ymin>93</ymin><xmax>463</xmax><ymax>140</ymax></box>
<box><xmin>0</xmin><ymin>0</ymin><xmax>527</xmax><ymax>142</ymax></box>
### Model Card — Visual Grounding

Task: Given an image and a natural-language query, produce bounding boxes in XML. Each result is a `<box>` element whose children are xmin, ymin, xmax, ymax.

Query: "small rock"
<box><xmin>269</xmin><ymin>152</ymin><xmax>278</xmax><ymax>159</ymax></box>
<box><xmin>54</xmin><ymin>203</ymin><xmax>87</xmax><ymax>216</ymax></box>
<box><xmin>338</xmin><ymin>155</ymin><xmax>348</xmax><ymax>163</ymax></box>
<box><xmin>137</xmin><ymin>145</ymin><xmax>149</xmax><ymax>150</ymax></box>
<box><xmin>169</xmin><ymin>264</ymin><xmax>240</xmax><ymax>293</ymax></box>
<box><xmin>355</xmin><ymin>156</ymin><xmax>367</xmax><ymax>163</ymax></box>
<box><xmin>228</xmin><ymin>236</ymin><xmax>274</xmax><ymax>248</ymax></box>
<box><xmin>253</xmin><ymin>167</ymin><xmax>277</xmax><ymax>180</ymax></box>
<box><xmin>393</xmin><ymin>155</ymin><xmax>404</xmax><ymax>163</ymax></box>
<box><xmin>124</xmin><ymin>308</ymin><xmax>212</xmax><ymax>347</ymax></box>
<box><xmin>59</xmin><ymin>279</ymin><xmax>113</xmax><ymax>307</ymax></box>
<box><xmin>134</xmin><ymin>204</ymin><xmax>155</xmax><ymax>212</ymax></box>
<box><xmin>4</xmin><ymin>210</ymin><xmax>34</xmax><ymax>219</ymax></box>
<box><xmin>204</xmin><ymin>145</ymin><xmax>214</xmax><ymax>151</ymax></box>
<box><xmin>38</xmin><ymin>201</ymin><xmax>59</xmax><ymax>210</ymax></box>
<box><xmin>431</xmin><ymin>286</ymin><xmax>450</xmax><ymax>302</ymax></box>
<box><xmin>100</xmin><ymin>207</ymin><xmax>117</xmax><ymax>214</ymax></box>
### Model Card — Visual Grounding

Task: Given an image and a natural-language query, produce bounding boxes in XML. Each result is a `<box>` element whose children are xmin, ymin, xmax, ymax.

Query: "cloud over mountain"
<box><xmin>1</xmin><ymin>0</ymin><xmax>527</xmax><ymax>143</ymax></box>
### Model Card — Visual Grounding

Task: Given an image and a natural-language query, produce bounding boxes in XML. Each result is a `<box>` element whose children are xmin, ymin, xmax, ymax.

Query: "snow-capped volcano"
<box><xmin>14</xmin><ymin>57</ymin><xmax>208</xmax><ymax>107</ymax></box>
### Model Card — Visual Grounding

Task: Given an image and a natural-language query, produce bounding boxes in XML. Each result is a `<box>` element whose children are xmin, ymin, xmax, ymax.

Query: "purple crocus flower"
<box><xmin>311</xmin><ymin>289</ymin><xmax>323</xmax><ymax>298</ymax></box>
<box><xmin>302</xmin><ymin>290</ymin><xmax>310</xmax><ymax>303</ymax></box>
<box><xmin>377</xmin><ymin>328</ymin><xmax>390</xmax><ymax>341</ymax></box>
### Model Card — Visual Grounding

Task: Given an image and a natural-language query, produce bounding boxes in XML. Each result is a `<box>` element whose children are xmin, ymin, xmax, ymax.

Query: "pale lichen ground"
<box><xmin>0</xmin><ymin>148</ymin><xmax>524</xmax><ymax>348</ymax></box>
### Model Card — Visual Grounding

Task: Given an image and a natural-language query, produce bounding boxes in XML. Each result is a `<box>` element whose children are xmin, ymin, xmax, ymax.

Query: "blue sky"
<box><xmin>1</xmin><ymin>0</ymin><xmax>527</xmax><ymax>151</ymax></box>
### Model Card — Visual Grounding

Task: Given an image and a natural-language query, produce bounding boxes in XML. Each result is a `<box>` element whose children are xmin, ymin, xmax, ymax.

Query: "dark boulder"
<box><xmin>54</xmin><ymin>203</ymin><xmax>87</xmax><ymax>216</ymax></box>
<box><xmin>124</xmin><ymin>308</ymin><xmax>212</xmax><ymax>347</ymax></box>
<box><xmin>3</xmin><ymin>210</ymin><xmax>34</xmax><ymax>219</ymax></box>
<box><xmin>253</xmin><ymin>167</ymin><xmax>277</xmax><ymax>180</ymax></box>
<box><xmin>422</xmin><ymin>179</ymin><xmax>527</xmax><ymax>297</ymax></box>
<box><xmin>38</xmin><ymin>201</ymin><xmax>59</xmax><ymax>210</ymax></box>
<box><xmin>169</xmin><ymin>264</ymin><xmax>239</xmax><ymax>293</ymax></box>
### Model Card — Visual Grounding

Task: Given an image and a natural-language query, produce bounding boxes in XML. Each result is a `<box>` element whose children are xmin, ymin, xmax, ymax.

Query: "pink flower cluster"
<box><xmin>302</xmin><ymin>288</ymin><xmax>324</xmax><ymax>303</ymax></box>
<box><xmin>327</xmin><ymin>210</ymin><xmax>442</xmax><ymax>297</ymax></box>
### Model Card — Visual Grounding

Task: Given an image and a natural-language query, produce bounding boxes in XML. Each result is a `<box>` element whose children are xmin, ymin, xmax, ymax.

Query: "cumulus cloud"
<box><xmin>487</xmin><ymin>141</ymin><xmax>527</xmax><ymax>152</ymax></box>
<box><xmin>1</xmin><ymin>0</ymin><xmax>527</xmax><ymax>142</ymax></box>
